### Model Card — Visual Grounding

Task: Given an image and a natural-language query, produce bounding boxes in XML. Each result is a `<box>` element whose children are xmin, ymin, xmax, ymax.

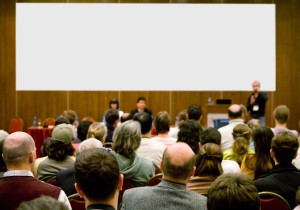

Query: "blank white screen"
<box><xmin>16</xmin><ymin>3</ymin><xmax>275</xmax><ymax>91</ymax></box>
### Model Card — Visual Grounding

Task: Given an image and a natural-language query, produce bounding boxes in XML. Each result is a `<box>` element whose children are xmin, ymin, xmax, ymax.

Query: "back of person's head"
<box><xmin>273</xmin><ymin>105</ymin><xmax>290</xmax><ymax>124</ymax></box>
<box><xmin>133</xmin><ymin>112</ymin><xmax>152</xmax><ymax>134</ymax></box>
<box><xmin>177</xmin><ymin>119</ymin><xmax>202</xmax><ymax>154</ymax></box>
<box><xmin>177</xmin><ymin>109</ymin><xmax>187</xmax><ymax>126</ymax></box>
<box><xmin>112</xmin><ymin>120</ymin><xmax>141</xmax><ymax>159</ymax></box>
<box><xmin>81</xmin><ymin>116</ymin><xmax>96</xmax><ymax>123</ymax></box>
<box><xmin>207</xmin><ymin>173</ymin><xmax>260</xmax><ymax>210</ymax></box>
<box><xmin>154</xmin><ymin>111</ymin><xmax>171</xmax><ymax>134</ymax></box>
<box><xmin>228</xmin><ymin>104</ymin><xmax>243</xmax><ymax>119</ymax></box>
<box><xmin>3</xmin><ymin>132</ymin><xmax>36</xmax><ymax>167</ymax></box>
<box><xmin>200</xmin><ymin>127</ymin><xmax>221</xmax><ymax>146</ymax></box>
<box><xmin>55</xmin><ymin>116</ymin><xmax>70</xmax><ymax>126</ymax></box>
<box><xmin>105</xmin><ymin>109</ymin><xmax>119</xmax><ymax>126</ymax></box>
<box><xmin>109</xmin><ymin>98</ymin><xmax>119</xmax><ymax>109</ymax></box>
<box><xmin>187</xmin><ymin>105</ymin><xmax>202</xmax><ymax>121</ymax></box>
<box><xmin>77</xmin><ymin>120</ymin><xmax>93</xmax><ymax>141</ymax></box>
<box><xmin>62</xmin><ymin>109</ymin><xmax>77</xmax><ymax>125</ymax></box>
<box><xmin>87</xmin><ymin>122</ymin><xmax>107</xmax><ymax>142</ymax></box>
<box><xmin>47</xmin><ymin>124</ymin><xmax>74</xmax><ymax>160</ymax></box>
<box><xmin>271</xmin><ymin>131</ymin><xmax>299</xmax><ymax>164</ymax></box>
<box><xmin>232</xmin><ymin>124</ymin><xmax>251</xmax><ymax>140</ymax></box>
<box><xmin>120</xmin><ymin>113</ymin><xmax>131</xmax><ymax>123</ymax></box>
<box><xmin>247</xmin><ymin>119</ymin><xmax>262</xmax><ymax>130</ymax></box>
<box><xmin>195</xmin><ymin>143</ymin><xmax>223</xmax><ymax>176</ymax></box>
<box><xmin>75</xmin><ymin>148</ymin><xmax>121</xmax><ymax>202</ymax></box>
<box><xmin>161</xmin><ymin>142</ymin><xmax>196</xmax><ymax>181</ymax></box>
<box><xmin>17</xmin><ymin>195</ymin><xmax>68</xmax><ymax>210</ymax></box>
<box><xmin>76</xmin><ymin>138</ymin><xmax>103</xmax><ymax>157</ymax></box>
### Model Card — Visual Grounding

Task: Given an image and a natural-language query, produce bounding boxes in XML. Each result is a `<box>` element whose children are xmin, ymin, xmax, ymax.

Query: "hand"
<box><xmin>250</xmin><ymin>95</ymin><xmax>256</xmax><ymax>104</ymax></box>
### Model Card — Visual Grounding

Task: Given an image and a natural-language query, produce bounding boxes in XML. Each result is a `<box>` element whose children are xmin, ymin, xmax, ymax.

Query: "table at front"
<box><xmin>27</xmin><ymin>127</ymin><xmax>54</xmax><ymax>158</ymax></box>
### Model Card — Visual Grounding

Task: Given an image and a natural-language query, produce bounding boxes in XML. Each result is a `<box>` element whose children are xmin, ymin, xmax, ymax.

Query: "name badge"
<box><xmin>253</xmin><ymin>105</ymin><xmax>259</xmax><ymax>111</ymax></box>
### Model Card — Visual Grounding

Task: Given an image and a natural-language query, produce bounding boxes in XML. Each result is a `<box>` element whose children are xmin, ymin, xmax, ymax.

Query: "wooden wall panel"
<box><xmin>1</xmin><ymin>0</ymin><xmax>299</xmax><ymax>134</ymax></box>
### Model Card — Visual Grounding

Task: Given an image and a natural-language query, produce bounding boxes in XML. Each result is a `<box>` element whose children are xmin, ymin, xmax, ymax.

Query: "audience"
<box><xmin>187</xmin><ymin>143</ymin><xmax>223</xmax><ymax>195</ymax></box>
<box><xmin>218</xmin><ymin>104</ymin><xmax>245</xmax><ymax>152</ymax></box>
<box><xmin>207</xmin><ymin>173</ymin><xmax>260</xmax><ymax>210</ymax></box>
<box><xmin>105</xmin><ymin>109</ymin><xmax>120</xmax><ymax>143</ymax></box>
<box><xmin>0</xmin><ymin>130</ymin><xmax>9</xmax><ymax>176</ymax></box>
<box><xmin>34</xmin><ymin>124</ymin><xmax>75</xmax><ymax>182</ymax></box>
<box><xmin>187</xmin><ymin>104</ymin><xmax>203</xmax><ymax>128</ymax></box>
<box><xmin>75</xmin><ymin>148</ymin><xmax>123</xmax><ymax>210</ymax></box>
<box><xmin>0</xmin><ymin>132</ymin><xmax>71</xmax><ymax>210</ymax></box>
<box><xmin>254</xmin><ymin>131</ymin><xmax>300</xmax><ymax>208</ymax></box>
<box><xmin>112</xmin><ymin>120</ymin><xmax>154</xmax><ymax>187</ymax></box>
<box><xmin>247</xmin><ymin>118</ymin><xmax>262</xmax><ymax>151</ymax></box>
<box><xmin>103</xmin><ymin>98</ymin><xmax>124</xmax><ymax>125</ymax></box>
<box><xmin>86</xmin><ymin>122</ymin><xmax>107</xmax><ymax>144</ymax></box>
<box><xmin>177</xmin><ymin>119</ymin><xmax>202</xmax><ymax>154</ymax></box>
<box><xmin>129</xmin><ymin>96</ymin><xmax>153</xmax><ymax>119</ymax></box>
<box><xmin>62</xmin><ymin>109</ymin><xmax>78</xmax><ymax>138</ymax></box>
<box><xmin>121</xmin><ymin>142</ymin><xmax>207</xmax><ymax>210</ymax></box>
<box><xmin>241</xmin><ymin>126</ymin><xmax>274</xmax><ymax>180</ymax></box>
<box><xmin>17</xmin><ymin>196</ymin><xmax>69</xmax><ymax>210</ymax></box>
<box><xmin>133</xmin><ymin>112</ymin><xmax>166</xmax><ymax>167</ymax></box>
<box><xmin>56</xmin><ymin>138</ymin><xmax>103</xmax><ymax>196</ymax></box>
<box><xmin>199</xmin><ymin>127</ymin><xmax>240</xmax><ymax>173</ymax></box>
<box><xmin>169</xmin><ymin>109</ymin><xmax>187</xmax><ymax>138</ymax></box>
<box><xmin>271</xmin><ymin>105</ymin><xmax>299</xmax><ymax>137</ymax></box>
<box><xmin>223</xmin><ymin>124</ymin><xmax>254</xmax><ymax>165</ymax></box>
<box><xmin>77</xmin><ymin>120</ymin><xmax>93</xmax><ymax>142</ymax></box>
<box><xmin>151</xmin><ymin>111</ymin><xmax>177</xmax><ymax>147</ymax></box>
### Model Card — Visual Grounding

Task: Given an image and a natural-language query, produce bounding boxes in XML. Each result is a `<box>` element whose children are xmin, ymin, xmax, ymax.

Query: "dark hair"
<box><xmin>46</xmin><ymin>140</ymin><xmax>74</xmax><ymax>161</ymax></box>
<box><xmin>137</xmin><ymin>96</ymin><xmax>146</xmax><ymax>103</ymax></box>
<box><xmin>187</xmin><ymin>105</ymin><xmax>202</xmax><ymax>120</ymax></box>
<box><xmin>228</xmin><ymin>107</ymin><xmax>243</xmax><ymax>119</ymax></box>
<box><xmin>195</xmin><ymin>143</ymin><xmax>223</xmax><ymax>176</ymax></box>
<box><xmin>0</xmin><ymin>140</ymin><xmax>7</xmax><ymax>172</ymax></box>
<box><xmin>133</xmin><ymin>112</ymin><xmax>152</xmax><ymax>134</ymax></box>
<box><xmin>105</xmin><ymin>109</ymin><xmax>119</xmax><ymax>125</ymax></box>
<box><xmin>207</xmin><ymin>173</ymin><xmax>260</xmax><ymax>210</ymax></box>
<box><xmin>200</xmin><ymin>127</ymin><xmax>221</xmax><ymax>146</ymax></box>
<box><xmin>109</xmin><ymin>98</ymin><xmax>119</xmax><ymax>109</ymax></box>
<box><xmin>271</xmin><ymin>131</ymin><xmax>299</xmax><ymax>164</ymax></box>
<box><xmin>75</xmin><ymin>148</ymin><xmax>120</xmax><ymax>201</ymax></box>
<box><xmin>55</xmin><ymin>116</ymin><xmax>70</xmax><ymax>126</ymax></box>
<box><xmin>77</xmin><ymin>120</ymin><xmax>93</xmax><ymax>141</ymax></box>
<box><xmin>177</xmin><ymin>120</ymin><xmax>202</xmax><ymax>154</ymax></box>
<box><xmin>17</xmin><ymin>196</ymin><xmax>68</xmax><ymax>210</ymax></box>
<box><xmin>162</xmin><ymin>146</ymin><xmax>196</xmax><ymax>180</ymax></box>
<box><xmin>154</xmin><ymin>111</ymin><xmax>171</xmax><ymax>134</ymax></box>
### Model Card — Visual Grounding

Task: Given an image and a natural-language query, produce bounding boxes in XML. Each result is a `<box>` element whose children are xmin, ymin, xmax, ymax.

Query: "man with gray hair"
<box><xmin>0</xmin><ymin>132</ymin><xmax>71</xmax><ymax>210</ymax></box>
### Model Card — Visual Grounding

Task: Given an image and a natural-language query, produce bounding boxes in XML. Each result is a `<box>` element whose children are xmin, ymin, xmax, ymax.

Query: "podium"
<box><xmin>202</xmin><ymin>104</ymin><xmax>229</xmax><ymax>128</ymax></box>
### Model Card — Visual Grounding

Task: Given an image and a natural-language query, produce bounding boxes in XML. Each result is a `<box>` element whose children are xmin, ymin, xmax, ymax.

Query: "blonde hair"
<box><xmin>231</xmin><ymin>124</ymin><xmax>251</xmax><ymax>165</ymax></box>
<box><xmin>87</xmin><ymin>122</ymin><xmax>107</xmax><ymax>143</ymax></box>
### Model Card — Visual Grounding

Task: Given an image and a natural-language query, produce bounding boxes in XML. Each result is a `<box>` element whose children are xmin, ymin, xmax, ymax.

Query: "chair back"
<box><xmin>146</xmin><ymin>173</ymin><xmax>163</xmax><ymax>186</ymax></box>
<box><xmin>8</xmin><ymin>117</ymin><xmax>23</xmax><ymax>133</ymax></box>
<box><xmin>46</xmin><ymin>176</ymin><xmax>57</xmax><ymax>186</ymax></box>
<box><xmin>259</xmin><ymin>191</ymin><xmax>291</xmax><ymax>210</ymax></box>
<box><xmin>118</xmin><ymin>179</ymin><xmax>135</xmax><ymax>205</ymax></box>
<box><xmin>68</xmin><ymin>193</ymin><xmax>85</xmax><ymax>210</ymax></box>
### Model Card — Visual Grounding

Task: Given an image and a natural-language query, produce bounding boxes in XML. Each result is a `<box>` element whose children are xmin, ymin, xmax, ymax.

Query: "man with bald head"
<box><xmin>121</xmin><ymin>142</ymin><xmax>207</xmax><ymax>210</ymax></box>
<box><xmin>218</xmin><ymin>104</ymin><xmax>245</xmax><ymax>152</ymax></box>
<box><xmin>0</xmin><ymin>132</ymin><xmax>71</xmax><ymax>210</ymax></box>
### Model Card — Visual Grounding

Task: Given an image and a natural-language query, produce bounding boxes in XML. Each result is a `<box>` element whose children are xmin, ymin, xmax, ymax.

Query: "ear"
<box><xmin>74</xmin><ymin>183</ymin><xmax>85</xmax><ymax>198</ymax></box>
<box><xmin>29</xmin><ymin>150</ymin><xmax>36</xmax><ymax>163</ymax></box>
<box><xmin>118</xmin><ymin>174</ymin><xmax>124</xmax><ymax>191</ymax></box>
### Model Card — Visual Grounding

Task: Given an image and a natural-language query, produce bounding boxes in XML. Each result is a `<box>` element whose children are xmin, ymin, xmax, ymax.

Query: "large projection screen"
<box><xmin>16</xmin><ymin>3</ymin><xmax>275</xmax><ymax>91</ymax></box>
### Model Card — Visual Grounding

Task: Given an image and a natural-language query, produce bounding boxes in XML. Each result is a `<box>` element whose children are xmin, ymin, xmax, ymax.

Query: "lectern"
<box><xmin>202</xmin><ymin>104</ymin><xmax>229</xmax><ymax>128</ymax></box>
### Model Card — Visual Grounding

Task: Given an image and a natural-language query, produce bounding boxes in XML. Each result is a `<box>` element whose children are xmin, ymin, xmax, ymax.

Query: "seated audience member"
<box><xmin>187</xmin><ymin>104</ymin><xmax>204</xmax><ymax>128</ymax></box>
<box><xmin>240</xmin><ymin>104</ymin><xmax>250</xmax><ymax>124</ymax></box>
<box><xmin>56</xmin><ymin>138</ymin><xmax>103</xmax><ymax>196</ymax></box>
<box><xmin>77</xmin><ymin>120</ymin><xmax>93</xmax><ymax>142</ymax></box>
<box><xmin>187</xmin><ymin>143</ymin><xmax>223</xmax><ymax>195</ymax></box>
<box><xmin>294</xmin><ymin>187</ymin><xmax>300</xmax><ymax>210</ymax></box>
<box><xmin>177</xmin><ymin>119</ymin><xmax>203</xmax><ymax>154</ymax></box>
<box><xmin>34</xmin><ymin>124</ymin><xmax>75</xmax><ymax>182</ymax></box>
<box><xmin>247</xmin><ymin>118</ymin><xmax>262</xmax><ymax>151</ymax></box>
<box><xmin>105</xmin><ymin>109</ymin><xmax>120</xmax><ymax>143</ymax></box>
<box><xmin>0</xmin><ymin>130</ymin><xmax>9</xmax><ymax>176</ymax></box>
<box><xmin>271</xmin><ymin>105</ymin><xmax>299</xmax><ymax>137</ymax></box>
<box><xmin>75</xmin><ymin>148</ymin><xmax>123</xmax><ymax>210</ymax></box>
<box><xmin>241</xmin><ymin>126</ymin><xmax>274</xmax><ymax>180</ymax></box>
<box><xmin>121</xmin><ymin>142</ymin><xmax>207</xmax><ymax>210</ymax></box>
<box><xmin>62</xmin><ymin>109</ymin><xmax>78</xmax><ymax>138</ymax></box>
<box><xmin>0</xmin><ymin>132</ymin><xmax>71</xmax><ymax>210</ymax></box>
<box><xmin>133</xmin><ymin>112</ymin><xmax>166</xmax><ymax>167</ymax></box>
<box><xmin>218</xmin><ymin>104</ymin><xmax>245</xmax><ymax>152</ymax></box>
<box><xmin>120</xmin><ymin>113</ymin><xmax>131</xmax><ymax>123</ymax></box>
<box><xmin>199</xmin><ymin>127</ymin><xmax>240</xmax><ymax>174</ymax></box>
<box><xmin>223</xmin><ymin>124</ymin><xmax>254</xmax><ymax>165</ymax></box>
<box><xmin>102</xmin><ymin>98</ymin><xmax>124</xmax><ymax>125</ymax></box>
<box><xmin>129</xmin><ymin>96</ymin><xmax>153</xmax><ymax>119</ymax></box>
<box><xmin>86</xmin><ymin>122</ymin><xmax>107</xmax><ymax>144</ymax></box>
<box><xmin>254</xmin><ymin>131</ymin><xmax>300</xmax><ymax>209</ymax></box>
<box><xmin>17</xmin><ymin>195</ymin><xmax>69</xmax><ymax>210</ymax></box>
<box><xmin>151</xmin><ymin>111</ymin><xmax>177</xmax><ymax>147</ymax></box>
<box><xmin>112</xmin><ymin>120</ymin><xmax>154</xmax><ymax>187</ymax></box>
<box><xmin>169</xmin><ymin>109</ymin><xmax>187</xmax><ymax>138</ymax></box>
<box><xmin>207</xmin><ymin>173</ymin><xmax>260</xmax><ymax>210</ymax></box>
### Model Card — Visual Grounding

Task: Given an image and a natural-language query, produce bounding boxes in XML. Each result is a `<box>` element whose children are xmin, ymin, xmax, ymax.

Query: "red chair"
<box><xmin>8</xmin><ymin>117</ymin><xmax>24</xmax><ymax>133</ymax></box>
<box><xmin>118</xmin><ymin>179</ymin><xmax>135</xmax><ymax>205</ymax></box>
<box><xmin>146</xmin><ymin>173</ymin><xmax>163</xmax><ymax>186</ymax></box>
<box><xmin>68</xmin><ymin>193</ymin><xmax>85</xmax><ymax>210</ymax></box>
<box><xmin>259</xmin><ymin>191</ymin><xmax>291</xmax><ymax>210</ymax></box>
